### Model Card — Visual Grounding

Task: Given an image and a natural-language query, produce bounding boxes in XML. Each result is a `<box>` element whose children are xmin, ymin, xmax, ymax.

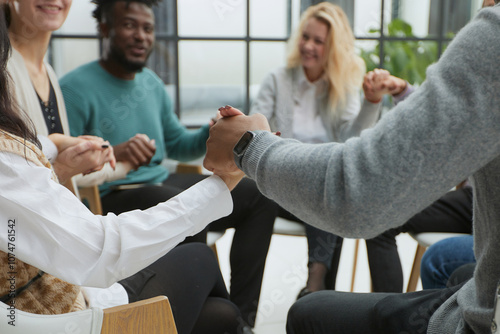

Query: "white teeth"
<box><xmin>40</xmin><ymin>5</ymin><xmax>60</xmax><ymax>11</ymax></box>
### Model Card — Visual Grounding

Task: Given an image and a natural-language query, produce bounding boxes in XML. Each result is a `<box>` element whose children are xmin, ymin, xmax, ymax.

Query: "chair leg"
<box><xmin>210</xmin><ymin>243</ymin><xmax>219</xmax><ymax>264</ymax></box>
<box><xmin>350</xmin><ymin>239</ymin><xmax>360</xmax><ymax>292</ymax></box>
<box><xmin>406</xmin><ymin>244</ymin><xmax>426</xmax><ymax>292</ymax></box>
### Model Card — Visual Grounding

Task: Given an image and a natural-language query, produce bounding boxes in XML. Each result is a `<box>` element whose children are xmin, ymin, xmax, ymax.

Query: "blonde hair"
<box><xmin>287</xmin><ymin>2</ymin><xmax>365</xmax><ymax>113</ymax></box>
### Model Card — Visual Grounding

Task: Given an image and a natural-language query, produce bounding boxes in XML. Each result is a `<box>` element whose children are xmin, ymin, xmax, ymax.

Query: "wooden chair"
<box><xmin>0</xmin><ymin>296</ymin><xmax>177</xmax><ymax>334</ymax></box>
<box><xmin>79</xmin><ymin>184</ymin><xmax>103</xmax><ymax>215</ymax></box>
<box><xmin>102</xmin><ymin>296</ymin><xmax>177</xmax><ymax>334</ymax></box>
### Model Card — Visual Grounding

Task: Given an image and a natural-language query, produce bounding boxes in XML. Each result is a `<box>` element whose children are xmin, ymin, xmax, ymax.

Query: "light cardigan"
<box><xmin>6</xmin><ymin>48</ymin><xmax>128</xmax><ymax>187</ymax></box>
<box><xmin>241</xmin><ymin>6</ymin><xmax>500</xmax><ymax>334</ymax></box>
<box><xmin>7</xmin><ymin>49</ymin><xmax>71</xmax><ymax>137</ymax></box>
<box><xmin>250</xmin><ymin>66</ymin><xmax>381</xmax><ymax>143</ymax></box>
<box><xmin>0</xmin><ymin>132</ymin><xmax>84</xmax><ymax>314</ymax></box>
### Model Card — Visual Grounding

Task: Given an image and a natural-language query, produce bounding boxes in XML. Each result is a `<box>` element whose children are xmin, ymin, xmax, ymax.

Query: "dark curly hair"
<box><xmin>91</xmin><ymin>0</ymin><xmax>161</xmax><ymax>26</ymax></box>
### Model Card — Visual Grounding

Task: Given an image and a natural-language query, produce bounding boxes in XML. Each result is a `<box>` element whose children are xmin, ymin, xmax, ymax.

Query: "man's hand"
<box><xmin>113</xmin><ymin>134</ymin><xmax>156</xmax><ymax>169</ymax></box>
<box><xmin>363</xmin><ymin>68</ymin><xmax>407</xmax><ymax>103</ymax></box>
<box><xmin>204</xmin><ymin>106</ymin><xmax>270</xmax><ymax>183</ymax></box>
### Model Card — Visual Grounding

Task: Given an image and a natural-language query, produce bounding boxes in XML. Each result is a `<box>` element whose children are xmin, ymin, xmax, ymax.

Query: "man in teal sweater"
<box><xmin>61</xmin><ymin>1</ymin><xmax>276</xmax><ymax>330</ymax></box>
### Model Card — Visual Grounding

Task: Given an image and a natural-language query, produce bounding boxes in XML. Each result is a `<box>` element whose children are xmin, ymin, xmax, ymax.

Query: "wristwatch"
<box><xmin>233</xmin><ymin>131</ymin><xmax>256</xmax><ymax>169</ymax></box>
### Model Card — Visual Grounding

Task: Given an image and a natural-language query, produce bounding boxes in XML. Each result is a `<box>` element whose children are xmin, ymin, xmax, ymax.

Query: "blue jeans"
<box><xmin>420</xmin><ymin>235</ymin><xmax>475</xmax><ymax>289</ymax></box>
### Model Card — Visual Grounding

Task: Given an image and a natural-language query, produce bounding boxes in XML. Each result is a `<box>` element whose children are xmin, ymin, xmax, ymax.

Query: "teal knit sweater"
<box><xmin>60</xmin><ymin>61</ymin><xmax>209</xmax><ymax>195</ymax></box>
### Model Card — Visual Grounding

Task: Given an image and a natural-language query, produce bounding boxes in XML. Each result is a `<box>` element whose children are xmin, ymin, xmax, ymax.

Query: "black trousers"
<box><xmin>102</xmin><ymin>174</ymin><xmax>278</xmax><ymax>327</ymax></box>
<box><xmin>120</xmin><ymin>243</ymin><xmax>245</xmax><ymax>334</ymax></box>
<box><xmin>286</xmin><ymin>282</ymin><xmax>465</xmax><ymax>334</ymax></box>
<box><xmin>366</xmin><ymin>186</ymin><xmax>473</xmax><ymax>292</ymax></box>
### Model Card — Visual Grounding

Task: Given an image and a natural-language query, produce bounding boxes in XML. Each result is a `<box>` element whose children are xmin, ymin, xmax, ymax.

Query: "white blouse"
<box><xmin>292</xmin><ymin>71</ymin><xmax>330</xmax><ymax>144</ymax></box>
<box><xmin>0</xmin><ymin>152</ymin><xmax>232</xmax><ymax>307</ymax></box>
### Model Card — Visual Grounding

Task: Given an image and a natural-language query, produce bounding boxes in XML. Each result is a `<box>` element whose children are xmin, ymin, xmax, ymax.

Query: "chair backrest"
<box><xmin>79</xmin><ymin>185</ymin><xmax>104</xmax><ymax>215</ymax></box>
<box><xmin>0</xmin><ymin>296</ymin><xmax>177</xmax><ymax>334</ymax></box>
<box><xmin>102</xmin><ymin>296</ymin><xmax>177</xmax><ymax>334</ymax></box>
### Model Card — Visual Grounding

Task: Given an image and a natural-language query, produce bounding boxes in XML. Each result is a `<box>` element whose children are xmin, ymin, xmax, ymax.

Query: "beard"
<box><xmin>109</xmin><ymin>44</ymin><xmax>151</xmax><ymax>73</ymax></box>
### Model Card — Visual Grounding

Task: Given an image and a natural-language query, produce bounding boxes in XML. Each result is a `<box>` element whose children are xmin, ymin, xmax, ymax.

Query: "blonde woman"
<box><xmin>251</xmin><ymin>2</ymin><xmax>408</xmax><ymax>295</ymax></box>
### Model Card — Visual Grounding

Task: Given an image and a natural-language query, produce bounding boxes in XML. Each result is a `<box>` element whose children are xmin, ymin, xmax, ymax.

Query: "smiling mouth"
<box><xmin>38</xmin><ymin>4</ymin><xmax>62</xmax><ymax>13</ymax></box>
<box><xmin>302</xmin><ymin>53</ymin><xmax>316</xmax><ymax>60</ymax></box>
<box><xmin>130</xmin><ymin>46</ymin><xmax>147</xmax><ymax>56</ymax></box>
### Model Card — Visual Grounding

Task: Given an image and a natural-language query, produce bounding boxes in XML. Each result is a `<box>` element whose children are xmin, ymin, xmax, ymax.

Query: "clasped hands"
<box><xmin>363</xmin><ymin>68</ymin><xmax>407</xmax><ymax>103</ymax></box>
<box><xmin>49</xmin><ymin>133</ymin><xmax>116</xmax><ymax>183</ymax></box>
<box><xmin>204</xmin><ymin>106</ymin><xmax>271</xmax><ymax>191</ymax></box>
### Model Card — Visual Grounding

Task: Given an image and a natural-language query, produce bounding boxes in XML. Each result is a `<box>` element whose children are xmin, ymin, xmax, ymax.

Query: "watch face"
<box><xmin>234</xmin><ymin>131</ymin><xmax>254</xmax><ymax>154</ymax></box>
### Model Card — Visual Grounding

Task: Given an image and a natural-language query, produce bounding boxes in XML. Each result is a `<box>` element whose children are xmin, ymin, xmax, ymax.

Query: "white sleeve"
<box><xmin>73</xmin><ymin>162</ymin><xmax>130</xmax><ymax>187</ymax></box>
<box><xmin>0</xmin><ymin>152</ymin><xmax>232</xmax><ymax>288</ymax></box>
<box><xmin>38</xmin><ymin>135</ymin><xmax>58</xmax><ymax>163</ymax></box>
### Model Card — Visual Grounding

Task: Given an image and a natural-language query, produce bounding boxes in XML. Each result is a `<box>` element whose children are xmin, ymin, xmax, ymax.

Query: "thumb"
<box><xmin>219</xmin><ymin>105</ymin><xmax>244</xmax><ymax>118</ymax></box>
<box><xmin>68</xmin><ymin>140</ymin><xmax>95</xmax><ymax>156</ymax></box>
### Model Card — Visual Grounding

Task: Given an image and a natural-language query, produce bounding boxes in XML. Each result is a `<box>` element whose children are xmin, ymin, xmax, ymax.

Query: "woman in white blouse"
<box><xmin>251</xmin><ymin>2</ymin><xmax>408</xmax><ymax>296</ymax></box>
<box><xmin>0</xmin><ymin>6</ymin><xmax>246</xmax><ymax>333</ymax></box>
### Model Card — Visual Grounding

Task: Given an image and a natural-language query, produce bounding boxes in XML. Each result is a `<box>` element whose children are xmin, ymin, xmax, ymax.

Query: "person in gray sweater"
<box><xmin>204</xmin><ymin>3</ymin><xmax>500</xmax><ymax>333</ymax></box>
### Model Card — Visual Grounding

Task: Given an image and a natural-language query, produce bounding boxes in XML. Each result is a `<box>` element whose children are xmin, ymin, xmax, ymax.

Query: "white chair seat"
<box><xmin>273</xmin><ymin>218</ymin><xmax>306</xmax><ymax>236</ymax></box>
<box><xmin>411</xmin><ymin>232</ymin><xmax>469</xmax><ymax>248</ymax></box>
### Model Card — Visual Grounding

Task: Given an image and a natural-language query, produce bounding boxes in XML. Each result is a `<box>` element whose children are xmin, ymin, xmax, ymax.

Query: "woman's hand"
<box><xmin>49</xmin><ymin>134</ymin><xmax>116</xmax><ymax>183</ymax></box>
<box><xmin>363</xmin><ymin>69</ymin><xmax>407</xmax><ymax>103</ymax></box>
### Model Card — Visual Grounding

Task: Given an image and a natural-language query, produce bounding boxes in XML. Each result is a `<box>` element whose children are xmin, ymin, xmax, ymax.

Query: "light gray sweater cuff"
<box><xmin>240</xmin><ymin>131</ymin><xmax>281</xmax><ymax>179</ymax></box>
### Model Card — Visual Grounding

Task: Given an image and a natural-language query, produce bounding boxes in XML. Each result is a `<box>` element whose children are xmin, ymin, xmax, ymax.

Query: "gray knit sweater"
<box><xmin>241</xmin><ymin>6</ymin><xmax>500</xmax><ymax>334</ymax></box>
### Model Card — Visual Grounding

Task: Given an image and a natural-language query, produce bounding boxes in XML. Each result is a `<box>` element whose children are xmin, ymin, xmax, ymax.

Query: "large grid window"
<box><xmin>51</xmin><ymin>0</ymin><xmax>485</xmax><ymax>127</ymax></box>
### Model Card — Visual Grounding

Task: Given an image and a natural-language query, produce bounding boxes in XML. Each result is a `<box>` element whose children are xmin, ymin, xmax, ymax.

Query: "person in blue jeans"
<box><xmin>420</xmin><ymin>235</ymin><xmax>475</xmax><ymax>289</ymax></box>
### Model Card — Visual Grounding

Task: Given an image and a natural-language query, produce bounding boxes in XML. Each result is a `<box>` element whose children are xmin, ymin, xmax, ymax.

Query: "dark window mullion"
<box><xmin>174</xmin><ymin>0</ymin><xmax>181</xmax><ymax>118</ymax></box>
<box><xmin>437</xmin><ymin>0</ymin><xmax>447</xmax><ymax>59</ymax></box>
<box><xmin>378</xmin><ymin>0</ymin><xmax>385</xmax><ymax>69</ymax></box>
<box><xmin>245</xmin><ymin>0</ymin><xmax>251</xmax><ymax>114</ymax></box>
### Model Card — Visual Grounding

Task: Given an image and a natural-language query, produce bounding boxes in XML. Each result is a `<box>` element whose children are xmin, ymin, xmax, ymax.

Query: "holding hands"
<box><xmin>48</xmin><ymin>133</ymin><xmax>116</xmax><ymax>183</ymax></box>
<box><xmin>363</xmin><ymin>68</ymin><xmax>407</xmax><ymax>103</ymax></box>
<box><xmin>204</xmin><ymin>106</ymin><xmax>271</xmax><ymax>190</ymax></box>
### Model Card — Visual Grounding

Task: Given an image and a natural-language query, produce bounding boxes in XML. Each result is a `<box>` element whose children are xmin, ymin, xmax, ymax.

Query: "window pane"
<box><xmin>250</xmin><ymin>0</ymin><xmax>288</xmax><ymax>38</ymax></box>
<box><xmin>178</xmin><ymin>41</ymin><xmax>246</xmax><ymax>125</ymax></box>
<box><xmin>382</xmin><ymin>41</ymin><xmax>438</xmax><ymax>84</ymax></box>
<box><xmin>178</xmin><ymin>0</ymin><xmax>247</xmax><ymax>37</ymax></box>
<box><xmin>354</xmin><ymin>0</ymin><xmax>383</xmax><ymax>37</ymax></box>
<box><xmin>147</xmin><ymin>40</ymin><xmax>177</xmax><ymax>115</ymax></box>
<box><xmin>51</xmin><ymin>39</ymin><xmax>99</xmax><ymax>77</ymax></box>
<box><xmin>57</xmin><ymin>2</ymin><xmax>96</xmax><ymax>35</ymax></box>
<box><xmin>250</xmin><ymin>42</ymin><xmax>287</xmax><ymax>102</ymax></box>
<box><xmin>384</xmin><ymin>0</ymin><xmax>433</xmax><ymax>38</ymax></box>
<box><xmin>356</xmin><ymin>40</ymin><xmax>380</xmax><ymax>71</ymax></box>
<box><xmin>148</xmin><ymin>40</ymin><xmax>177</xmax><ymax>85</ymax></box>
<box><xmin>153</xmin><ymin>1</ymin><xmax>176</xmax><ymax>35</ymax></box>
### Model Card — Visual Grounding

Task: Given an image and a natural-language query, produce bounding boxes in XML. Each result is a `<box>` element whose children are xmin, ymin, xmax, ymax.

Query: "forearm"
<box><xmin>167</xmin><ymin>125</ymin><xmax>209</xmax><ymax>161</ymax></box>
<box><xmin>392</xmin><ymin>83</ymin><xmax>415</xmax><ymax>105</ymax></box>
<box><xmin>0</xmin><ymin>155</ymin><xmax>232</xmax><ymax>288</ymax></box>
<box><xmin>74</xmin><ymin>162</ymin><xmax>131</xmax><ymax>187</ymax></box>
<box><xmin>338</xmin><ymin>99</ymin><xmax>381</xmax><ymax>141</ymax></box>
